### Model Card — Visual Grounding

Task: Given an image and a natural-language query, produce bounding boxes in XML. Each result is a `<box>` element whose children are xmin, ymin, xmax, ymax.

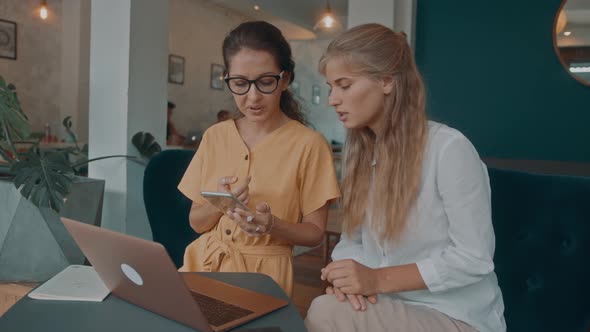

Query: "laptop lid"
<box><xmin>61</xmin><ymin>217</ymin><xmax>287</xmax><ymax>332</ymax></box>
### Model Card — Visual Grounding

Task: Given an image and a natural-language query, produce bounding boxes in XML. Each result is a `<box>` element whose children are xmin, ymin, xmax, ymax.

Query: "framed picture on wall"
<box><xmin>168</xmin><ymin>54</ymin><xmax>185</xmax><ymax>85</ymax></box>
<box><xmin>0</xmin><ymin>19</ymin><xmax>17</xmax><ymax>60</ymax></box>
<box><xmin>210</xmin><ymin>63</ymin><xmax>225</xmax><ymax>90</ymax></box>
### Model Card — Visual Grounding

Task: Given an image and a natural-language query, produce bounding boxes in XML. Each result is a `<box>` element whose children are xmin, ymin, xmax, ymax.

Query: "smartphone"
<box><xmin>201</xmin><ymin>191</ymin><xmax>250</xmax><ymax>213</ymax></box>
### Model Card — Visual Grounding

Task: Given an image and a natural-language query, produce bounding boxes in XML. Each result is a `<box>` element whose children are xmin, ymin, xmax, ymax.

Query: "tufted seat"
<box><xmin>143</xmin><ymin>149</ymin><xmax>199</xmax><ymax>268</ymax></box>
<box><xmin>488</xmin><ymin>167</ymin><xmax>590</xmax><ymax>332</ymax></box>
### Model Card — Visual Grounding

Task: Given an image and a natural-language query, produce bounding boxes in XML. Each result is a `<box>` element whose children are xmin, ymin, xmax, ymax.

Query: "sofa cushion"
<box><xmin>489</xmin><ymin>167</ymin><xmax>590</xmax><ymax>331</ymax></box>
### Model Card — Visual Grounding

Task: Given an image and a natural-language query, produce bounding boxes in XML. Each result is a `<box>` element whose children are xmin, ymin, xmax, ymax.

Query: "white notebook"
<box><xmin>28</xmin><ymin>265</ymin><xmax>110</xmax><ymax>302</ymax></box>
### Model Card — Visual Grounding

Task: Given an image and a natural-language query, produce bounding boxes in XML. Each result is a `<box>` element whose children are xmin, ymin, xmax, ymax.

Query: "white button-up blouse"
<box><xmin>332</xmin><ymin>121</ymin><xmax>506</xmax><ymax>332</ymax></box>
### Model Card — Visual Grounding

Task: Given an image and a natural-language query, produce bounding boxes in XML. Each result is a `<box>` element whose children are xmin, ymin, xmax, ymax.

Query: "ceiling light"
<box><xmin>254</xmin><ymin>5</ymin><xmax>260</xmax><ymax>11</ymax></box>
<box><xmin>570</xmin><ymin>66</ymin><xmax>590</xmax><ymax>73</ymax></box>
<box><xmin>323</xmin><ymin>15</ymin><xmax>334</xmax><ymax>28</ymax></box>
<box><xmin>314</xmin><ymin>0</ymin><xmax>339</xmax><ymax>30</ymax></box>
<box><xmin>39</xmin><ymin>0</ymin><xmax>48</xmax><ymax>20</ymax></box>
<box><xmin>563</xmin><ymin>31</ymin><xmax>571</xmax><ymax>36</ymax></box>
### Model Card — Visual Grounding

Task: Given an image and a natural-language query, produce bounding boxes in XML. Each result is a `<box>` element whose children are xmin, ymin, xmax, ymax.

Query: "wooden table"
<box><xmin>0</xmin><ymin>283</ymin><xmax>36</xmax><ymax>317</ymax></box>
<box><xmin>1</xmin><ymin>273</ymin><xmax>304</xmax><ymax>332</ymax></box>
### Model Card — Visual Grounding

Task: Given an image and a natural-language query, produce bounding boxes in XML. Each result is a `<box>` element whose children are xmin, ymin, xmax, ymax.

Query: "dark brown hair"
<box><xmin>222</xmin><ymin>21</ymin><xmax>306</xmax><ymax>125</ymax></box>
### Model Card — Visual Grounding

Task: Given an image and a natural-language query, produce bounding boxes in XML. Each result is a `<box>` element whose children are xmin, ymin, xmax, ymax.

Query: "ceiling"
<box><xmin>207</xmin><ymin>0</ymin><xmax>348</xmax><ymax>40</ymax></box>
<box><xmin>564</xmin><ymin>0</ymin><xmax>590</xmax><ymax>11</ymax></box>
<box><xmin>558</xmin><ymin>0</ymin><xmax>590</xmax><ymax>47</ymax></box>
<box><xmin>564</xmin><ymin>0</ymin><xmax>590</xmax><ymax>24</ymax></box>
<box><xmin>208</xmin><ymin>0</ymin><xmax>587</xmax><ymax>45</ymax></box>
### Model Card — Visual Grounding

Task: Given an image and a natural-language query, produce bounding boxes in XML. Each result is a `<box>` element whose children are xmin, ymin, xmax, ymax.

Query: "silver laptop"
<box><xmin>61</xmin><ymin>217</ymin><xmax>288</xmax><ymax>332</ymax></box>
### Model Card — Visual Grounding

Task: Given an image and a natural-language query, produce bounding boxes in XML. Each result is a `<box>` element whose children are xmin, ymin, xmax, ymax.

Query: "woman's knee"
<box><xmin>308</xmin><ymin>294</ymin><xmax>339</xmax><ymax>312</ymax></box>
<box><xmin>305</xmin><ymin>294</ymin><xmax>345</xmax><ymax>331</ymax></box>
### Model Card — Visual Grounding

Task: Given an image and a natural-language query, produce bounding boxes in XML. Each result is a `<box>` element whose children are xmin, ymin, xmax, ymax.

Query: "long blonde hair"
<box><xmin>319</xmin><ymin>24</ymin><xmax>428</xmax><ymax>241</ymax></box>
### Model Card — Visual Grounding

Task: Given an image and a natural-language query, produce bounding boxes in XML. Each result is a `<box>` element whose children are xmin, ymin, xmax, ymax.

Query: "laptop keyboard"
<box><xmin>190</xmin><ymin>291</ymin><xmax>254</xmax><ymax>327</ymax></box>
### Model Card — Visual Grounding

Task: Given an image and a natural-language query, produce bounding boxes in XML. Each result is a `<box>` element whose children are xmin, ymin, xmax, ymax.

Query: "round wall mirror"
<box><xmin>554</xmin><ymin>0</ymin><xmax>590</xmax><ymax>86</ymax></box>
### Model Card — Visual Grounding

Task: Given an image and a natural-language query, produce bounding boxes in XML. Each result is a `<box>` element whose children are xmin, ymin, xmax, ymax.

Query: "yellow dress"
<box><xmin>177</xmin><ymin>119</ymin><xmax>341</xmax><ymax>296</ymax></box>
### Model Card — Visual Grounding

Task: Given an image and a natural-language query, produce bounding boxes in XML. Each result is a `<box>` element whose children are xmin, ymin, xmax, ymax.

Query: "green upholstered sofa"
<box><xmin>488</xmin><ymin>168</ymin><xmax>590</xmax><ymax>331</ymax></box>
<box><xmin>143</xmin><ymin>149</ymin><xmax>198</xmax><ymax>268</ymax></box>
<box><xmin>143</xmin><ymin>150</ymin><xmax>590</xmax><ymax>331</ymax></box>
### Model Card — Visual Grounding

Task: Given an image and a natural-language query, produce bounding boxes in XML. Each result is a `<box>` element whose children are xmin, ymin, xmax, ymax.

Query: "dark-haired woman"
<box><xmin>177</xmin><ymin>21</ymin><xmax>340</xmax><ymax>296</ymax></box>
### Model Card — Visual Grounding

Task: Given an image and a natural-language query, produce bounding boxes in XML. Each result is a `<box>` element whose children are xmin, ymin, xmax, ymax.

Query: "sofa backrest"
<box><xmin>143</xmin><ymin>149</ymin><xmax>198</xmax><ymax>268</ymax></box>
<box><xmin>488</xmin><ymin>167</ymin><xmax>590</xmax><ymax>331</ymax></box>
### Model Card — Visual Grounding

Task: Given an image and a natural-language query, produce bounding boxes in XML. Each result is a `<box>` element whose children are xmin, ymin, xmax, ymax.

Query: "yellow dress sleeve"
<box><xmin>299</xmin><ymin>133</ymin><xmax>341</xmax><ymax>216</ymax></box>
<box><xmin>177</xmin><ymin>131</ymin><xmax>209</xmax><ymax>205</ymax></box>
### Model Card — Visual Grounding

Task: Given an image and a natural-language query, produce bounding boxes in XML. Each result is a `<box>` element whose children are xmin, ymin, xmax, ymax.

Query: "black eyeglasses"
<box><xmin>224</xmin><ymin>71</ymin><xmax>284</xmax><ymax>95</ymax></box>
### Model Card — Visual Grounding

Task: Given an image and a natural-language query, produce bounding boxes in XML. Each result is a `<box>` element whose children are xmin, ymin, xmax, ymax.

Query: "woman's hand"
<box><xmin>228</xmin><ymin>202</ymin><xmax>274</xmax><ymax>236</ymax></box>
<box><xmin>325</xmin><ymin>285</ymin><xmax>377</xmax><ymax>312</ymax></box>
<box><xmin>217</xmin><ymin>176</ymin><xmax>251</xmax><ymax>206</ymax></box>
<box><xmin>321</xmin><ymin>259</ymin><xmax>380</xmax><ymax>296</ymax></box>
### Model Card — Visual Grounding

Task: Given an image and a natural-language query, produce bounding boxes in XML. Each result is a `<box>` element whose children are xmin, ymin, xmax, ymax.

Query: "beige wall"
<box><xmin>167</xmin><ymin>0</ymin><xmax>249</xmax><ymax>136</ymax></box>
<box><xmin>290</xmin><ymin>39</ymin><xmax>345</xmax><ymax>144</ymax></box>
<box><xmin>0</xmin><ymin>0</ymin><xmax>63</xmax><ymax>136</ymax></box>
<box><xmin>0</xmin><ymin>0</ymin><xmax>250</xmax><ymax>141</ymax></box>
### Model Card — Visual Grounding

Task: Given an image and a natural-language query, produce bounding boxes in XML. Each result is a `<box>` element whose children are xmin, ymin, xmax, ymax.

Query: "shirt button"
<box><xmin>244</xmin><ymin>154</ymin><xmax>248</xmax><ymax>160</ymax></box>
<box><xmin>225</xmin><ymin>229</ymin><xmax>231</xmax><ymax>235</ymax></box>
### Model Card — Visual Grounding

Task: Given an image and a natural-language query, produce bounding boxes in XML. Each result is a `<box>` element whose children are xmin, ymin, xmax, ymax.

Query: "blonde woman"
<box><xmin>305</xmin><ymin>24</ymin><xmax>506</xmax><ymax>332</ymax></box>
<box><xmin>178</xmin><ymin>21</ymin><xmax>340</xmax><ymax>297</ymax></box>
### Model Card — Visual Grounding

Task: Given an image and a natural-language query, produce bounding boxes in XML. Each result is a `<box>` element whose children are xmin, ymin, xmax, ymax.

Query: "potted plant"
<box><xmin>0</xmin><ymin>75</ymin><xmax>160</xmax><ymax>282</ymax></box>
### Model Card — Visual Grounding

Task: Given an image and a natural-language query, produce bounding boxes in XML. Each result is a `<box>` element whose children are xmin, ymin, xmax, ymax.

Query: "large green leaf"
<box><xmin>132</xmin><ymin>131</ymin><xmax>161</xmax><ymax>159</ymax></box>
<box><xmin>0</xmin><ymin>76</ymin><xmax>32</xmax><ymax>142</ymax></box>
<box><xmin>11</xmin><ymin>150</ymin><xmax>74</xmax><ymax>212</ymax></box>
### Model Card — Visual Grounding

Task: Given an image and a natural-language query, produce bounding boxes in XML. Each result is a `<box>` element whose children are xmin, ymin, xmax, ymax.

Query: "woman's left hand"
<box><xmin>228</xmin><ymin>202</ymin><xmax>274</xmax><ymax>236</ymax></box>
<box><xmin>321</xmin><ymin>259</ymin><xmax>379</xmax><ymax>296</ymax></box>
<box><xmin>326</xmin><ymin>286</ymin><xmax>377</xmax><ymax>312</ymax></box>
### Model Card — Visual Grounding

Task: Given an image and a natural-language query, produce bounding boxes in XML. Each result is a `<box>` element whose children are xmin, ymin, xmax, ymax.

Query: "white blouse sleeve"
<box><xmin>331</xmin><ymin>224</ymin><xmax>365</xmax><ymax>264</ymax></box>
<box><xmin>416</xmin><ymin>135</ymin><xmax>496</xmax><ymax>292</ymax></box>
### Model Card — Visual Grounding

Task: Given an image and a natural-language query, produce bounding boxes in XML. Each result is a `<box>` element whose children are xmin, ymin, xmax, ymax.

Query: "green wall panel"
<box><xmin>415</xmin><ymin>0</ymin><xmax>590</xmax><ymax>162</ymax></box>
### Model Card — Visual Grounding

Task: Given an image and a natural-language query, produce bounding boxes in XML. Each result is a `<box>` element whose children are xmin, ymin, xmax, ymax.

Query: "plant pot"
<box><xmin>0</xmin><ymin>177</ymin><xmax>105</xmax><ymax>282</ymax></box>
